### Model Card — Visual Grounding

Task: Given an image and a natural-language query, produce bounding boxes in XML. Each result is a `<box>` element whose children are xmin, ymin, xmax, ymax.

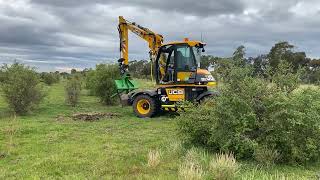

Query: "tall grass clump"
<box><xmin>254</xmin><ymin>146</ymin><xmax>279</xmax><ymax>166</ymax></box>
<box><xmin>177</xmin><ymin>61</ymin><xmax>320</xmax><ymax>164</ymax></box>
<box><xmin>209</xmin><ymin>152</ymin><xmax>239</xmax><ymax>180</ymax></box>
<box><xmin>178</xmin><ymin>161</ymin><xmax>204</xmax><ymax>180</ymax></box>
<box><xmin>166</xmin><ymin>140</ymin><xmax>184</xmax><ymax>157</ymax></box>
<box><xmin>0</xmin><ymin>63</ymin><xmax>45</xmax><ymax>114</ymax></box>
<box><xmin>178</xmin><ymin>148</ymin><xmax>206</xmax><ymax>180</ymax></box>
<box><xmin>147</xmin><ymin>149</ymin><xmax>161</xmax><ymax>168</ymax></box>
<box><xmin>85</xmin><ymin>64</ymin><xmax>120</xmax><ymax>105</ymax></box>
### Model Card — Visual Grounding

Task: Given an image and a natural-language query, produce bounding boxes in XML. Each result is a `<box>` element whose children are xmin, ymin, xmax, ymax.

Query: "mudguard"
<box><xmin>128</xmin><ymin>90</ymin><xmax>158</xmax><ymax>105</ymax></box>
<box><xmin>196</xmin><ymin>91</ymin><xmax>219</xmax><ymax>101</ymax></box>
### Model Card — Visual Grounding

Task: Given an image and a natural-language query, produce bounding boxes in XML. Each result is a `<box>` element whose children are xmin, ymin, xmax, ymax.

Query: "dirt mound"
<box><xmin>71</xmin><ymin>112</ymin><xmax>119</xmax><ymax>121</ymax></box>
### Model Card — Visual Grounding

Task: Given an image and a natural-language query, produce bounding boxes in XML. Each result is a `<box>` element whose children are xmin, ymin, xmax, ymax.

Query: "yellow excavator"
<box><xmin>115</xmin><ymin>16</ymin><xmax>217</xmax><ymax>118</ymax></box>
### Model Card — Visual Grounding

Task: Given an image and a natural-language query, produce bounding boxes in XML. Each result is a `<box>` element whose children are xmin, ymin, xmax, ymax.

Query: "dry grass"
<box><xmin>178</xmin><ymin>161</ymin><xmax>204</xmax><ymax>180</ymax></box>
<box><xmin>178</xmin><ymin>148</ymin><xmax>207</xmax><ymax>180</ymax></box>
<box><xmin>166</xmin><ymin>140</ymin><xmax>184</xmax><ymax>156</ymax></box>
<box><xmin>254</xmin><ymin>146</ymin><xmax>279</xmax><ymax>166</ymax></box>
<box><xmin>147</xmin><ymin>149</ymin><xmax>161</xmax><ymax>168</ymax></box>
<box><xmin>209</xmin><ymin>152</ymin><xmax>238</xmax><ymax>180</ymax></box>
<box><xmin>184</xmin><ymin>148</ymin><xmax>209</xmax><ymax>165</ymax></box>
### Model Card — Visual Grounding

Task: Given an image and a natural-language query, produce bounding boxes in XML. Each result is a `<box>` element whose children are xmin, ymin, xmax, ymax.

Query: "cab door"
<box><xmin>174</xmin><ymin>45</ymin><xmax>197</xmax><ymax>83</ymax></box>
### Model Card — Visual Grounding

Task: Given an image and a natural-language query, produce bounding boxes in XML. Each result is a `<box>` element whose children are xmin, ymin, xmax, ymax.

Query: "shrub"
<box><xmin>209</xmin><ymin>152</ymin><xmax>239</xmax><ymax>180</ymax></box>
<box><xmin>261</xmin><ymin>88</ymin><xmax>320</xmax><ymax>163</ymax></box>
<box><xmin>85</xmin><ymin>64</ymin><xmax>120</xmax><ymax>105</ymax></box>
<box><xmin>147</xmin><ymin>149</ymin><xmax>161</xmax><ymax>168</ymax></box>
<box><xmin>177</xmin><ymin>64</ymin><xmax>320</xmax><ymax>164</ymax></box>
<box><xmin>40</xmin><ymin>72</ymin><xmax>60</xmax><ymax>85</ymax></box>
<box><xmin>65</xmin><ymin>77</ymin><xmax>81</xmax><ymax>107</ymax></box>
<box><xmin>1</xmin><ymin>63</ymin><xmax>45</xmax><ymax>114</ymax></box>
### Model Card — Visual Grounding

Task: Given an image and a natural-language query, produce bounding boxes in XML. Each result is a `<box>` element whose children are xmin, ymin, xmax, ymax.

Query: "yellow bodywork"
<box><xmin>165</xmin><ymin>88</ymin><xmax>185</xmax><ymax>101</ymax></box>
<box><xmin>177</xmin><ymin>72</ymin><xmax>193</xmax><ymax>82</ymax></box>
<box><xmin>162</xmin><ymin>40</ymin><xmax>206</xmax><ymax>47</ymax></box>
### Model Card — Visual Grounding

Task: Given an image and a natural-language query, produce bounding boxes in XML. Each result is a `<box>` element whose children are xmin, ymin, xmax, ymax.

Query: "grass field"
<box><xmin>0</xmin><ymin>81</ymin><xmax>319</xmax><ymax>179</ymax></box>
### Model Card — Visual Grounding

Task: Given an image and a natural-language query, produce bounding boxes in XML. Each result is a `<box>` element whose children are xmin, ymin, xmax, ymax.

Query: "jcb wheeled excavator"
<box><xmin>115</xmin><ymin>16</ymin><xmax>217</xmax><ymax>118</ymax></box>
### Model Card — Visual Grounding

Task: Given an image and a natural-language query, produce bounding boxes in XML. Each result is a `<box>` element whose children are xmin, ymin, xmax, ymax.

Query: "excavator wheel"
<box><xmin>133</xmin><ymin>95</ymin><xmax>158</xmax><ymax>118</ymax></box>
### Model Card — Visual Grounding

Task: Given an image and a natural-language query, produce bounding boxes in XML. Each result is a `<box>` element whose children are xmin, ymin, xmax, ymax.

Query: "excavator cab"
<box><xmin>155</xmin><ymin>40</ymin><xmax>215</xmax><ymax>87</ymax></box>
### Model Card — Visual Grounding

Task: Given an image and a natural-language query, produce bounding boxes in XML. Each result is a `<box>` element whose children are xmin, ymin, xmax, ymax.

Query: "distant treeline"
<box><xmin>202</xmin><ymin>41</ymin><xmax>320</xmax><ymax>84</ymax></box>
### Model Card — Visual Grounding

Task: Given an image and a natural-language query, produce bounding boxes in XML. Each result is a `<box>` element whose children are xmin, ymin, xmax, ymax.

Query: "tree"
<box><xmin>128</xmin><ymin>60</ymin><xmax>152</xmax><ymax>79</ymax></box>
<box><xmin>71</xmin><ymin>69</ymin><xmax>77</xmax><ymax>75</ymax></box>
<box><xmin>268</xmin><ymin>41</ymin><xmax>309</xmax><ymax>72</ymax></box>
<box><xmin>200</xmin><ymin>55</ymin><xmax>217</xmax><ymax>69</ymax></box>
<box><xmin>233</xmin><ymin>45</ymin><xmax>246</xmax><ymax>67</ymax></box>
<box><xmin>252</xmin><ymin>55</ymin><xmax>268</xmax><ymax>77</ymax></box>
<box><xmin>307</xmin><ymin>59</ymin><xmax>320</xmax><ymax>84</ymax></box>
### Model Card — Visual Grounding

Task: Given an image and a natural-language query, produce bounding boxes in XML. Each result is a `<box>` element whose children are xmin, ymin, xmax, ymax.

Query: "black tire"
<box><xmin>132</xmin><ymin>95</ymin><xmax>158</xmax><ymax>118</ymax></box>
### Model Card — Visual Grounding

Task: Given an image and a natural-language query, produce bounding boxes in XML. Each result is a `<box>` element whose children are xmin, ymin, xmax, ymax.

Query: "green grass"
<box><xmin>0</xmin><ymin>81</ymin><xmax>319</xmax><ymax>179</ymax></box>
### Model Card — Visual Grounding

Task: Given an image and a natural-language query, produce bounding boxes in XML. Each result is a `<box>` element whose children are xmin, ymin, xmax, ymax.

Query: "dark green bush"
<box><xmin>40</xmin><ymin>72</ymin><xmax>60</xmax><ymax>85</ymax></box>
<box><xmin>65</xmin><ymin>76</ymin><xmax>81</xmax><ymax>107</ymax></box>
<box><xmin>85</xmin><ymin>64</ymin><xmax>120</xmax><ymax>105</ymax></box>
<box><xmin>261</xmin><ymin>88</ymin><xmax>320</xmax><ymax>163</ymax></box>
<box><xmin>1</xmin><ymin>63</ymin><xmax>45</xmax><ymax>114</ymax></box>
<box><xmin>177</xmin><ymin>65</ymin><xmax>320</xmax><ymax>164</ymax></box>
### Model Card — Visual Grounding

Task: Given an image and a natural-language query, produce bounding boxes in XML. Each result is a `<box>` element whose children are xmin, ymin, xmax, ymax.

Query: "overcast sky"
<box><xmin>0</xmin><ymin>0</ymin><xmax>319</xmax><ymax>72</ymax></box>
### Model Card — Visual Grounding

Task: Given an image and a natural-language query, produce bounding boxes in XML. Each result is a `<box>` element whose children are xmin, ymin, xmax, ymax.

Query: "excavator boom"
<box><xmin>118</xmin><ymin>16</ymin><xmax>163</xmax><ymax>70</ymax></box>
<box><xmin>115</xmin><ymin>16</ymin><xmax>163</xmax><ymax>95</ymax></box>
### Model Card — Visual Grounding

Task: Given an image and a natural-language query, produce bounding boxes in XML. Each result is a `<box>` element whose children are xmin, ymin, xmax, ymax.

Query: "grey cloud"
<box><xmin>31</xmin><ymin>0</ymin><xmax>246</xmax><ymax>16</ymax></box>
<box><xmin>0</xmin><ymin>0</ymin><xmax>320</xmax><ymax>72</ymax></box>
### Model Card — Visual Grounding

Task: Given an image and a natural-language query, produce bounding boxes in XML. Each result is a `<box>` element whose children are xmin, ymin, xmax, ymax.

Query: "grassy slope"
<box><xmin>0</xmin><ymin>81</ymin><xmax>319</xmax><ymax>179</ymax></box>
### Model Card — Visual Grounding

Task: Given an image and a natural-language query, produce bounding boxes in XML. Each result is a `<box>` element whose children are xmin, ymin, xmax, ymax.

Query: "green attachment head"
<box><xmin>114</xmin><ymin>73</ymin><xmax>139</xmax><ymax>95</ymax></box>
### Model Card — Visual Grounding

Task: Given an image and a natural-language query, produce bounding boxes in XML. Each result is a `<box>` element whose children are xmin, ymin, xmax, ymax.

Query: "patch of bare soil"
<box><xmin>71</xmin><ymin>112</ymin><xmax>119</xmax><ymax>121</ymax></box>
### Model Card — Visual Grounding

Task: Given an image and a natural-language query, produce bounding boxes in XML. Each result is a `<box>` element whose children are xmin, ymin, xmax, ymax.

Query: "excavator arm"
<box><xmin>118</xmin><ymin>16</ymin><xmax>163</xmax><ymax>74</ymax></box>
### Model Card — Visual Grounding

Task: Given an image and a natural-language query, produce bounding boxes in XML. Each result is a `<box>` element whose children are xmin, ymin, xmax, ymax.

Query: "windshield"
<box><xmin>192</xmin><ymin>47</ymin><xmax>202</xmax><ymax>68</ymax></box>
<box><xmin>176</xmin><ymin>45</ymin><xmax>197</xmax><ymax>71</ymax></box>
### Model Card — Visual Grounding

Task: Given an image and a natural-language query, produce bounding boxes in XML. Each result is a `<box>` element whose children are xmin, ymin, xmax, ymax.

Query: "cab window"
<box><xmin>176</xmin><ymin>46</ymin><xmax>197</xmax><ymax>71</ymax></box>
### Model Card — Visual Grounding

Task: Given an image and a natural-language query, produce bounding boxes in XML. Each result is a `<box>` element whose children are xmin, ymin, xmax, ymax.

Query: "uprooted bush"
<box><xmin>177</xmin><ymin>63</ymin><xmax>320</xmax><ymax>164</ymax></box>
<box><xmin>85</xmin><ymin>64</ymin><xmax>120</xmax><ymax>105</ymax></box>
<box><xmin>0</xmin><ymin>63</ymin><xmax>45</xmax><ymax>114</ymax></box>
